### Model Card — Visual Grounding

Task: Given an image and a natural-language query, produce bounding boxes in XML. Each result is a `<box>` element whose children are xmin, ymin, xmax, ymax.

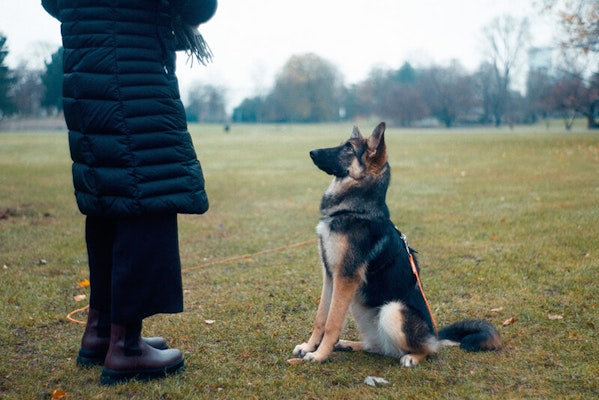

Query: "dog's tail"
<box><xmin>438</xmin><ymin>320</ymin><xmax>503</xmax><ymax>352</ymax></box>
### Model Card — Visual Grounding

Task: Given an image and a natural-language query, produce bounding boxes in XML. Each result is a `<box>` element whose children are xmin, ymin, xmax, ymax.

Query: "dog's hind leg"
<box><xmin>378</xmin><ymin>302</ymin><xmax>437</xmax><ymax>367</ymax></box>
<box><xmin>334</xmin><ymin>340</ymin><xmax>364</xmax><ymax>352</ymax></box>
<box><xmin>399</xmin><ymin>352</ymin><xmax>429</xmax><ymax>367</ymax></box>
<box><xmin>293</xmin><ymin>271</ymin><xmax>333</xmax><ymax>358</ymax></box>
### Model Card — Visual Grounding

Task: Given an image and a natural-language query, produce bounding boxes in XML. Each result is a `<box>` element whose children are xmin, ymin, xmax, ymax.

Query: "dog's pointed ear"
<box><xmin>350</xmin><ymin>126</ymin><xmax>363</xmax><ymax>140</ymax></box>
<box><xmin>367</xmin><ymin>122</ymin><xmax>386</xmax><ymax>154</ymax></box>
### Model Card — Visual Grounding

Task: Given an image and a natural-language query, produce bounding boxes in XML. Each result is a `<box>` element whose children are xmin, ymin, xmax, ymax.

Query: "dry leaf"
<box><xmin>204</xmin><ymin>319</ymin><xmax>215</xmax><ymax>325</ymax></box>
<box><xmin>286</xmin><ymin>358</ymin><xmax>304</xmax><ymax>365</ymax></box>
<box><xmin>51</xmin><ymin>388</ymin><xmax>67</xmax><ymax>400</ymax></box>
<box><xmin>490</xmin><ymin>307</ymin><xmax>504</xmax><ymax>312</ymax></box>
<box><xmin>548</xmin><ymin>314</ymin><xmax>563</xmax><ymax>320</ymax></box>
<box><xmin>586</xmin><ymin>320</ymin><xmax>595</xmax><ymax>329</ymax></box>
<box><xmin>364</xmin><ymin>376</ymin><xmax>389</xmax><ymax>387</ymax></box>
<box><xmin>502</xmin><ymin>316</ymin><xmax>515</xmax><ymax>326</ymax></box>
<box><xmin>73</xmin><ymin>294</ymin><xmax>87</xmax><ymax>302</ymax></box>
<box><xmin>77</xmin><ymin>278</ymin><xmax>90</xmax><ymax>288</ymax></box>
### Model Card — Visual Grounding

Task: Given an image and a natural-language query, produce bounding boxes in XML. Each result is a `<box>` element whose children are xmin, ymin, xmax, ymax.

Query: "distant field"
<box><xmin>1</xmin><ymin>123</ymin><xmax>597</xmax><ymax>399</ymax></box>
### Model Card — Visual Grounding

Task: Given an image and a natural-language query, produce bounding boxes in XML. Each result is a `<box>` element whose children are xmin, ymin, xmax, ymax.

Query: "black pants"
<box><xmin>85</xmin><ymin>214</ymin><xmax>184</xmax><ymax>323</ymax></box>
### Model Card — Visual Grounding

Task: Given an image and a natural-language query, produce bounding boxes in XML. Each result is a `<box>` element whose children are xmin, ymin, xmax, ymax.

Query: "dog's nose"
<box><xmin>309</xmin><ymin>150</ymin><xmax>317</xmax><ymax>159</ymax></box>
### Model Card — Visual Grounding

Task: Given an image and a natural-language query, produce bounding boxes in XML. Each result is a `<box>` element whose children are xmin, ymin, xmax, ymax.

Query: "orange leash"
<box><xmin>67</xmin><ymin>238</ymin><xmax>318</xmax><ymax>324</ymax></box>
<box><xmin>67</xmin><ymin>304</ymin><xmax>89</xmax><ymax>325</ymax></box>
<box><xmin>399</xmin><ymin>230</ymin><xmax>438</xmax><ymax>337</ymax></box>
<box><xmin>181</xmin><ymin>238</ymin><xmax>317</xmax><ymax>274</ymax></box>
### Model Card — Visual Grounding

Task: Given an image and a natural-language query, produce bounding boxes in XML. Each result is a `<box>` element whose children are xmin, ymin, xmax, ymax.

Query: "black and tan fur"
<box><xmin>293</xmin><ymin>122</ymin><xmax>502</xmax><ymax>366</ymax></box>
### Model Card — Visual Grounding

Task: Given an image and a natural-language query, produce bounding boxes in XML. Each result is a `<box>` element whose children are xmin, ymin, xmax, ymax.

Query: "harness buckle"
<box><xmin>396</xmin><ymin>226</ymin><xmax>411</xmax><ymax>255</ymax></box>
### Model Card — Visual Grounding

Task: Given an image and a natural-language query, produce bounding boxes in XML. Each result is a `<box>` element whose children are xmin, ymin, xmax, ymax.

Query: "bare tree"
<box><xmin>381</xmin><ymin>63</ymin><xmax>429</xmax><ymax>126</ymax></box>
<box><xmin>540</xmin><ymin>0</ymin><xmax>598</xmax><ymax>55</ymax></box>
<box><xmin>186</xmin><ymin>83</ymin><xmax>227</xmax><ymax>123</ymax></box>
<box><xmin>526</xmin><ymin>67</ymin><xmax>556</xmax><ymax>125</ymax></box>
<box><xmin>539</xmin><ymin>0</ymin><xmax>599</xmax><ymax>128</ymax></box>
<box><xmin>343</xmin><ymin>81</ymin><xmax>374</xmax><ymax>120</ymax></box>
<box><xmin>482</xmin><ymin>15</ymin><xmax>531</xmax><ymax>126</ymax></box>
<box><xmin>266</xmin><ymin>53</ymin><xmax>343</xmax><ymax>122</ymax></box>
<box><xmin>380</xmin><ymin>83</ymin><xmax>429</xmax><ymax>126</ymax></box>
<box><xmin>11</xmin><ymin>64</ymin><xmax>44</xmax><ymax>116</ymax></box>
<box><xmin>420</xmin><ymin>61</ymin><xmax>476</xmax><ymax>128</ymax></box>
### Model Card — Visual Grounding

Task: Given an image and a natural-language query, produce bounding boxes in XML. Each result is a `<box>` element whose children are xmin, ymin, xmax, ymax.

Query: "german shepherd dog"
<box><xmin>293</xmin><ymin>122</ymin><xmax>502</xmax><ymax>366</ymax></box>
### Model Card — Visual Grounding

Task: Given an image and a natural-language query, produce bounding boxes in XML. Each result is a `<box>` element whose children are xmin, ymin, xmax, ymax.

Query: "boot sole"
<box><xmin>100</xmin><ymin>358</ymin><xmax>185</xmax><ymax>385</ymax></box>
<box><xmin>77</xmin><ymin>347</ymin><xmax>110</xmax><ymax>367</ymax></box>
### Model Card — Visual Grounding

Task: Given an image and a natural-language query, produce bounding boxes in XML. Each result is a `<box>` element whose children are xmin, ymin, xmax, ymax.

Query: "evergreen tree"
<box><xmin>41</xmin><ymin>47</ymin><xmax>64</xmax><ymax>113</ymax></box>
<box><xmin>0</xmin><ymin>34</ymin><xmax>16</xmax><ymax>118</ymax></box>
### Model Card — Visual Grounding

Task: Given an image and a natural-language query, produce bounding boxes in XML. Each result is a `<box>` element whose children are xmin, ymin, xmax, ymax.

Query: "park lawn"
<box><xmin>0</xmin><ymin>123</ymin><xmax>597</xmax><ymax>399</ymax></box>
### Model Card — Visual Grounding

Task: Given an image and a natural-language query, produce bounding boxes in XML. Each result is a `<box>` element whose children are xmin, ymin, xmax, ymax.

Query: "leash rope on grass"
<box><xmin>66</xmin><ymin>238</ymin><xmax>318</xmax><ymax>324</ymax></box>
<box><xmin>67</xmin><ymin>304</ymin><xmax>90</xmax><ymax>325</ymax></box>
<box><xmin>181</xmin><ymin>238</ymin><xmax>317</xmax><ymax>273</ymax></box>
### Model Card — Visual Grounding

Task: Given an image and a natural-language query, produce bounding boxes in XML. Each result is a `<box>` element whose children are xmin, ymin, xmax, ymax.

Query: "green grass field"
<box><xmin>1</xmin><ymin>123</ymin><xmax>597</xmax><ymax>399</ymax></box>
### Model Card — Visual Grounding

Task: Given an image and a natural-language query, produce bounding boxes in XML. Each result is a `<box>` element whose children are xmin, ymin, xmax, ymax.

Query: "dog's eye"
<box><xmin>344</xmin><ymin>143</ymin><xmax>354</xmax><ymax>153</ymax></box>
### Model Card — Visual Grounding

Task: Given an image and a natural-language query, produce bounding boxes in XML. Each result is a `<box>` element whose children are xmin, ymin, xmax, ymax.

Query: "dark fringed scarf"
<box><xmin>172</xmin><ymin>15</ymin><xmax>213</xmax><ymax>66</ymax></box>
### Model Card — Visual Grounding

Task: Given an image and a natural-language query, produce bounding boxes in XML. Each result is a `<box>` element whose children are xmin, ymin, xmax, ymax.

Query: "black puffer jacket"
<box><xmin>41</xmin><ymin>0</ymin><xmax>216</xmax><ymax>216</ymax></box>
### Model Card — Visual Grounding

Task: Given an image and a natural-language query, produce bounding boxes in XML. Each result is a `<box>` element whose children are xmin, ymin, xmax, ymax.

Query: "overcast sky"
<box><xmin>1</xmin><ymin>1</ymin><xmax>555</xmax><ymax>107</ymax></box>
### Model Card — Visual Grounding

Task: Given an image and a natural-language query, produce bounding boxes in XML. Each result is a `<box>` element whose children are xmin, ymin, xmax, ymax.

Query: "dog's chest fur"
<box><xmin>315</xmin><ymin>217</ymin><xmax>343</xmax><ymax>277</ymax></box>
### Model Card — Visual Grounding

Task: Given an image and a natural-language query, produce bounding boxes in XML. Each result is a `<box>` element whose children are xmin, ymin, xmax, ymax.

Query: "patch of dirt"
<box><xmin>0</xmin><ymin>206</ymin><xmax>54</xmax><ymax>221</ymax></box>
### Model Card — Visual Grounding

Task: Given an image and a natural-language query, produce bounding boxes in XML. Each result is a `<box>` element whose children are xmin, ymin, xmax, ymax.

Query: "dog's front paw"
<box><xmin>399</xmin><ymin>354</ymin><xmax>419</xmax><ymax>368</ymax></box>
<box><xmin>303</xmin><ymin>351</ymin><xmax>328</xmax><ymax>363</ymax></box>
<box><xmin>293</xmin><ymin>343</ymin><xmax>315</xmax><ymax>358</ymax></box>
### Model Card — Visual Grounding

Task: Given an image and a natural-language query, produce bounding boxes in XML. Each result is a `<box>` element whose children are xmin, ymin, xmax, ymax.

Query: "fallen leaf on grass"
<box><xmin>490</xmin><ymin>307</ymin><xmax>504</xmax><ymax>312</ymax></box>
<box><xmin>364</xmin><ymin>376</ymin><xmax>389</xmax><ymax>387</ymax></box>
<box><xmin>73</xmin><ymin>294</ymin><xmax>87</xmax><ymax>302</ymax></box>
<box><xmin>286</xmin><ymin>358</ymin><xmax>304</xmax><ymax>365</ymax></box>
<box><xmin>77</xmin><ymin>278</ymin><xmax>90</xmax><ymax>288</ymax></box>
<box><xmin>548</xmin><ymin>314</ymin><xmax>563</xmax><ymax>320</ymax></box>
<box><xmin>51</xmin><ymin>388</ymin><xmax>67</xmax><ymax>400</ymax></box>
<box><xmin>586</xmin><ymin>320</ymin><xmax>595</xmax><ymax>328</ymax></box>
<box><xmin>204</xmin><ymin>319</ymin><xmax>215</xmax><ymax>325</ymax></box>
<box><xmin>502</xmin><ymin>316</ymin><xmax>515</xmax><ymax>326</ymax></box>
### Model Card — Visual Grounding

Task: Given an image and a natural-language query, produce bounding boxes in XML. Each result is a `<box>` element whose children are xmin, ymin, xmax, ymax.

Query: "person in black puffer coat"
<box><xmin>41</xmin><ymin>0</ymin><xmax>217</xmax><ymax>385</ymax></box>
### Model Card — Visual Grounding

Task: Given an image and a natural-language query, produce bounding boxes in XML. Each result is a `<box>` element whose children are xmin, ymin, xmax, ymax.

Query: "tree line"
<box><xmin>230</xmin><ymin>6</ymin><xmax>598</xmax><ymax>129</ymax></box>
<box><xmin>229</xmin><ymin>50</ymin><xmax>598</xmax><ymax>129</ymax></box>
<box><xmin>1</xmin><ymin>1</ymin><xmax>597</xmax><ymax>129</ymax></box>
